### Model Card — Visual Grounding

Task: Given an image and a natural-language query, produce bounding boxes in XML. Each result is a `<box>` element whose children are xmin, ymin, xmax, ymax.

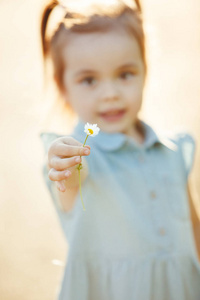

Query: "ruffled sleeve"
<box><xmin>176</xmin><ymin>132</ymin><xmax>196</xmax><ymax>181</ymax></box>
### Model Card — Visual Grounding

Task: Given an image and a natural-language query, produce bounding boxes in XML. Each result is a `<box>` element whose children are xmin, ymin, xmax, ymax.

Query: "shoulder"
<box><xmin>166</xmin><ymin>129</ymin><xmax>196</xmax><ymax>180</ymax></box>
<box><xmin>168</xmin><ymin>130</ymin><xmax>196</xmax><ymax>160</ymax></box>
<box><xmin>157</xmin><ymin>127</ymin><xmax>196</xmax><ymax>153</ymax></box>
<box><xmin>169</xmin><ymin>130</ymin><xmax>196</xmax><ymax>146</ymax></box>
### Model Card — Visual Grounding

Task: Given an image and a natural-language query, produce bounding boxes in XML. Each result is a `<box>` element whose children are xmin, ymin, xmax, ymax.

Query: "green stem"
<box><xmin>78</xmin><ymin>167</ymin><xmax>86</xmax><ymax>211</ymax></box>
<box><xmin>83</xmin><ymin>135</ymin><xmax>89</xmax><ymax>147</ymax></box>
<box><xmin>77</xmin><ymin>134</ymin><xmax>89</xmax><ymax>211</ymax></box>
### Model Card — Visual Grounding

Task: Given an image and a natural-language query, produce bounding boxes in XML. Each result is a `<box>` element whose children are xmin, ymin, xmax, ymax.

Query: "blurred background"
<box><xmin>0</xmin><ymin>0</ymin><xmax>200</xmax><ymax>299</ymax></box>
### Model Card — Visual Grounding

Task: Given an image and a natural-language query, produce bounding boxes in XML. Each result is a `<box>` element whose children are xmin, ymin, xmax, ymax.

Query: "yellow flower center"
<box><xmin>88</xmin><ymin>128</ymin><xmax>93</xmax><ymax>135</ymax></box>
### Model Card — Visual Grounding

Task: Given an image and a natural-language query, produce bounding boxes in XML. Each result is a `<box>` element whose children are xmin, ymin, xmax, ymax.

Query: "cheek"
<box><xmin>129</xmin><ymin>100</ymin><xmax>142</xmax><ymax>114</ymax></box>
<box><xmin>125</xmin><ymin>84</ymin><xmax>143</xmax><ymax>102</ymax></box>
<box><xmin>126</xmin><ymin>89</ymin><xmax>143</xmax><ymax>111</ymax></box>
<box><xmin>126</xmin><ymin>80</ymin><xmax>144</xmax><ymax>105</ymax></box>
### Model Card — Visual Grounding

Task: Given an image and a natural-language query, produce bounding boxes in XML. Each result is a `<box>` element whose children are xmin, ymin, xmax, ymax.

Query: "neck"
<box><xmin>128</xmin><ymin>119</ymin><xmax>146</xmax><ymax>144</ymax></box>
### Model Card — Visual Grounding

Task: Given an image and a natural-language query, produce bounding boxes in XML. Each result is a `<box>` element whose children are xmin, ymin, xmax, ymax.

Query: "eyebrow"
<box><xmin>74</xmin><ymin>69</ymin><xmax>96</xmax><ymax>78</ymax></box>
<box><xmin>117</xmin><ymin>63</ymin><xmax>138</xmax><ymax>70</ymax></box>
<box><xmin>74</xmin><ymin>63</ymin><xmax>138</xmax><ymax>78</ymax></box>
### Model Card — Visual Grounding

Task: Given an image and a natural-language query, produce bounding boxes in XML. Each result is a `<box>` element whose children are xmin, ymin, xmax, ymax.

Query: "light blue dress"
<box><xmin>40</xmin><ymin>118</ymin><xmax>200</xmax><ymax>300</ymax></box>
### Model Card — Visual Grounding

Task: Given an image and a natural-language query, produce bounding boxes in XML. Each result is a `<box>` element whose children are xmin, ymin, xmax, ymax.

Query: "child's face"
<box><xmin>62</xmin><ymin>29</ymin><xmax>145</xmax><ymax>137</ymax></box>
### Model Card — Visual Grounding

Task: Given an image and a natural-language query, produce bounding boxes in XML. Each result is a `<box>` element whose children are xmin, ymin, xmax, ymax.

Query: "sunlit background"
<box><xmin>0</xmin><ymin>0</ymin><xmax>200</xmax><ymax>299</ymax></box>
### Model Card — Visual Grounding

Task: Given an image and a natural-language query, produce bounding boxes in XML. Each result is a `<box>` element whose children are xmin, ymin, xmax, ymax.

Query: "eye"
<box><xmin>119</xmin><ymin>71</ymin><xmax>135</xmax><ymax>80</ymax></box>
<box><xmin>81</xmin><ymin>77</ymin><xmax>97</xmax><ymax>86</ymax></box>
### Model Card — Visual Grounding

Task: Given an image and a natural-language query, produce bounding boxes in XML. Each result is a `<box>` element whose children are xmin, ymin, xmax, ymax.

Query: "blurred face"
<box><xmin>62</xmin><ymin>29</ymin><xmax>145</xmax><ymax>137</ymax></box>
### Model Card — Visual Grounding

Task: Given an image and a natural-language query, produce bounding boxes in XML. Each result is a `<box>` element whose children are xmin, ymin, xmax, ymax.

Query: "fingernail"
<box><xmin>84</xmin><ymin>149</ymin><xmax>89</xmax><ymax>154</ymax></box>
<box><xmin>57</xmin><ymin>183</ymin><xmax>63</xmax><ymax>192</ymax></box>
<box><xmin>75</xmin><ymin>157</ymin><xmax>81</xmax><ymax>162</ymax></box>
<box><xmin>65</xmin><ymin>170</ymin><xmax>71</xmax><ymax>177</ymax></box>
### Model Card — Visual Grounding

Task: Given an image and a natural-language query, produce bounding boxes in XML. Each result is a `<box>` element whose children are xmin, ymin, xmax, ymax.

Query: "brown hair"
<box><xmin>40</xmin><ymin>0</ymin><xmax>145</xmax><ymax>96</ymax></box>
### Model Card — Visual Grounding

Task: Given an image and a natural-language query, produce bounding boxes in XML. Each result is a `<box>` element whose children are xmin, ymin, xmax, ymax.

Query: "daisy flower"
<box><xmin>77</xmin><ymin>123</ymin><xmax>100</xmax><ymax>211</ymax></box>
<box><xmin>84</xmin><ymin>123</ymin><xmax>100</xmax><ymax>137</ymax></box>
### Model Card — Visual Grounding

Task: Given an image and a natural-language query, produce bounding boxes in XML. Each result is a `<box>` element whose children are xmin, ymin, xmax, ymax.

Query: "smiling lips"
<box><xmin>99</xmin><ymin>109</ymin><xmax>126</xmax><ymax>122</ymax></box>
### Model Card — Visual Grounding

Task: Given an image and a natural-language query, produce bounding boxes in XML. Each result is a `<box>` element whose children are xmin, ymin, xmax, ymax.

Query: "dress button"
<box><xmin>158</xmin><ymin>228</ymin><xmax>166</xmax><ymax>236</ymax></box>
<box><xmin>150</xmin><ymin>191</ymin><xmax>156</xmax><ymax>199</ymax></box>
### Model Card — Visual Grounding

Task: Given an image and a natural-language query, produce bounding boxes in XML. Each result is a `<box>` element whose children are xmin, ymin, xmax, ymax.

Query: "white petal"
<box><xmin>83</xmin><ymin>123</ymin><xmax>100</xmax><ymax>137</ymax></box>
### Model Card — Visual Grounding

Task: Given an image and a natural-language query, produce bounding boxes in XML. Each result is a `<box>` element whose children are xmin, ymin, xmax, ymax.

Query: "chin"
<box><xmin>101</xmin><ymin>124</ymin><xmax>127</xmax><ymax>134</ymax></box>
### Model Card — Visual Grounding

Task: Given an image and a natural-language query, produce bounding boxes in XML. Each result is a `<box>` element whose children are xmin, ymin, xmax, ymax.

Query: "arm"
<box><xmin>47</xmin><ymin>136</ymin><xmax>90</xmax><ymax>212</ymax></box>
<box><xmin>187</xmin><ymin>178</ymin><xmax>200</xmax><ymax>261</ymax></box>
<box><xmin>51</xmin><ymin>156</ymin><xmax>89</xmax><ymax>212</ymax></box>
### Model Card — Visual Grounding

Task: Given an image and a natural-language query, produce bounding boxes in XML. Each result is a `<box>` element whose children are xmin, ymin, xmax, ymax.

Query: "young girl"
<box><xmin>40</xmin><ymin>0</ymin><xmax>200</xmax><ymax>299</ymax></box>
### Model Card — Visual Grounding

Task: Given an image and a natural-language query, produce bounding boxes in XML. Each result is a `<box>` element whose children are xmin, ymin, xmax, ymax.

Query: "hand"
<box><xmin>47</xmin><ymin>136</ymin><xmax>90</xmax><ymax>192</ymax></box>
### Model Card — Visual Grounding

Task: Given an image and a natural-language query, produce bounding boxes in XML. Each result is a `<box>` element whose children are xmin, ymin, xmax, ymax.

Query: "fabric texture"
<box><xmin>40</xmin><ymin>119</ymin><xmax>200</xmax><ymax>300</ymax></box>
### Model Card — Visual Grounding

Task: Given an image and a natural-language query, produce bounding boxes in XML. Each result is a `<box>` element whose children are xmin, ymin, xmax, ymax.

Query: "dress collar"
<box><xmin>72</xmin><ymin>119</ymin><xmax>177</xmax><ymax>152</ymax></box>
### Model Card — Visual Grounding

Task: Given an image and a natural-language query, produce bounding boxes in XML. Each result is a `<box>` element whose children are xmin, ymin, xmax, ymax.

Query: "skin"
<box><xmin>49</xmin><ymin>28</ymin><xmax>146</xmax><ymax>192</ymax></box>
<box><xmin>62</xmin><ymin>29</ymin><xmax>145</xmax><ymax>139</ymax></box>
<box><xmin>48</xmin><ymin>29</ymin><xmax>200</xmax><ymax>260</ymax></box>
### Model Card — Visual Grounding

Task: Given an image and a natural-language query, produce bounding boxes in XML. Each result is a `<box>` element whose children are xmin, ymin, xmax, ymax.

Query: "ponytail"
<box><xmin>40</xmin><ymin>0</ymin><xmax>62</xmax><ymax>91</ymax></box>
<box><xmin>40</xmin><ymin>0</ymin><xmax>59</xmax><ymax>59</ymax></box>
<box><xmin>134</xmin><ymin>0</ymin><xmax>141</xmax><ymax>12</ymax></box>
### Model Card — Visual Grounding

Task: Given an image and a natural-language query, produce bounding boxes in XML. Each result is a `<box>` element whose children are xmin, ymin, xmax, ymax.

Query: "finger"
<box><xmin>62</xmin><ymin>136</ymin><xmax>83</xmax><ymax>146</ymax></box>
<box><xmin>49</xmin><ymin>168</ymin><xmax>72</xmax><ymax>181</ymax></box>
<box><xmin>49</xmin><ymin>155</ymin><xmax>82</xmax><ymax>171</ymax></box>
<box><xmin>51</xmin><ymin>144</ymin><xmax>90</xmax><ymax>158</ymax></box>
<box><xmin>55</xmin><ymin>180</ymin><xmax>66</xmax><ymax>192</ymax></box>
<box><xmin>63</xmin><ymin>138</ymin><xmax>91</xmax><ymax>150</ymax></box>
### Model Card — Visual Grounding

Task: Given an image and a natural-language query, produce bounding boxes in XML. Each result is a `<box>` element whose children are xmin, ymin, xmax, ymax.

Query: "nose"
<box><xmin>101</xmin><ymin>80</ymin><xmax>119</xmax><ymax>101</ymax></box>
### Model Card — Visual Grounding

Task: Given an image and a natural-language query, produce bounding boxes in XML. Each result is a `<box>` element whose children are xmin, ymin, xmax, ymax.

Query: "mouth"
<box><xmin>99</xmin><ymin>109</ymin><xmax>126</xmax><ymax>122</ymax></box>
